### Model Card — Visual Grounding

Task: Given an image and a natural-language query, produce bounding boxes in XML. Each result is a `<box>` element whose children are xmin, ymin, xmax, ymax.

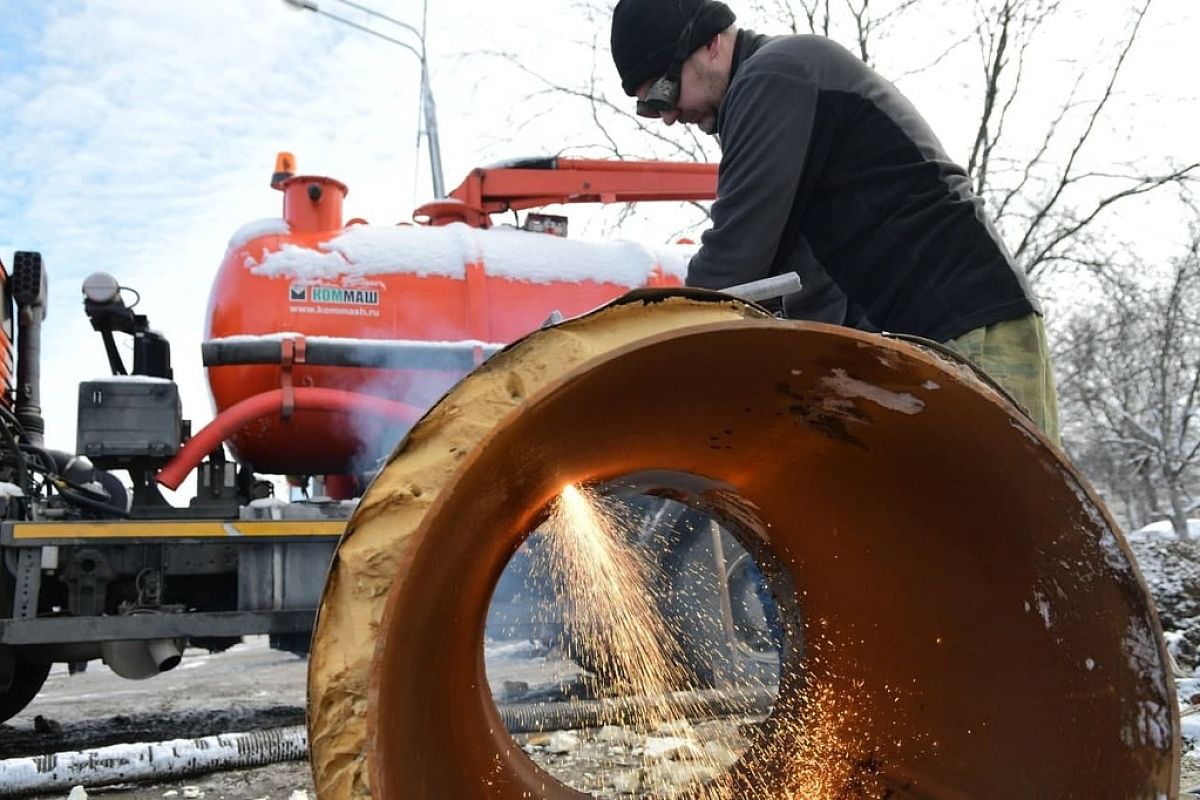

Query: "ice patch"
<box><xmin>922</xmin><ymin>380</ymin><xmax>940</xmax><ymax>390</ymax></box>
<box><xmin>1134</xmin><ymin>698</ymin><xmax>1174</xmax><ymax>750</ymax></box>
<box><xmin>1031</xmin><ymin>590</ymin><xmax>1053</xmax><ymax>630</ymax></box>
<box><xmin>1181</xmin><ymin>712</ymin><xmax>1200</xmax><ymax>747</ymax></box>
<box><xmin>1119</xmin><ymin>622</ymin><xmax>1173</xmax><ymax>749</ymax></box>
<box><xmin>819</xmin><ymin>368</ymin><xmax>925</xmax><ymax>414</ymax></box>
<box><xmin>1125</xmin><ymin>622</ymin><xmax>1171</xmax><ymax>696</ymax></box>
<box><xmin>1063</xmin><ymin>473</ymin><xmax>1133</xmax><ymax>578</ymax></box>
<box><xmin>1134</xmin><ymin>519</ymin><xmax>1200</xmax><ymax>539</ymax></box>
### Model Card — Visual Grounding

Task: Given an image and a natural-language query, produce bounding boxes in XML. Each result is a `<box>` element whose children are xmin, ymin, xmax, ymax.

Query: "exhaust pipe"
<box><xmin>101</xmin><ymin>637</ymin><xmax>184</xmax><ymax>680</ymax></box>
<box><xmin>146</xmin><ymin>639</ymin><xmax>183</xmax><ymax>672</ymax></box>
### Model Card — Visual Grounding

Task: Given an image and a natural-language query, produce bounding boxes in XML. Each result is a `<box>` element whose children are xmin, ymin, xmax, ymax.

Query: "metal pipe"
<box><xmin>202</xmin><ymin>337</ymin><xmax>501</xmax><ymax>370</ymax></box>
<box><xmin>419</xmin><ymin>61</ymin><xmax>445</xmax><ymax>197</ymax></box>
<box><xmin>498</xmin><ymin>686</ymin><xmax>775</xmax><ymax>734</ymax></box>
<box><xmin>282</xmin><ymin>0</ymin><xmax>445</xmax><ymax>196</ymax></box>
<box><xmin>100</xmin><ymin>637</ymin><xmax>184</xmax><ymax>680</ymax></box>
<box><xmin>721</xmin><ymin>271</ymin><xmax>802</xmax><ymax>304</ymax></box>
<box><xmin>0</xmin><ymin>726</ymin><xmax>308</xmax><ymax>797</ymax></box>
<box><xmin>0</xmin><ymin>684</ymin><xmax>770</xmax><ymax>796</ymax></box>
<box><xmin>707</xmin><ymin>519</ymin><xmax>740</xmax><ymax>689</ymax></box>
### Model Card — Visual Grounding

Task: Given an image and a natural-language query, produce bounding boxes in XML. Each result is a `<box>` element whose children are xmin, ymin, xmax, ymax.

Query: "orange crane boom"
<box><xmin>414</xmin><ymin>157</ymin><xmax>718</xmax><ymax>227</ymax></box>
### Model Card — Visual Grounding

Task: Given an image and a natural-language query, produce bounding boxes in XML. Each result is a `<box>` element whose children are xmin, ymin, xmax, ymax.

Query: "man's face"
<box><xmin>635</xmin><ymin>46</ymin><xmax>723</xmax><ymax>134</ymax></box>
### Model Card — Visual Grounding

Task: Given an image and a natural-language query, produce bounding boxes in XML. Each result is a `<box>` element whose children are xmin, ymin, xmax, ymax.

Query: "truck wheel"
<box><xmin>0</xmin><ymin>648</ymin><xmax>51</xmax><ymax>724</ymax></box>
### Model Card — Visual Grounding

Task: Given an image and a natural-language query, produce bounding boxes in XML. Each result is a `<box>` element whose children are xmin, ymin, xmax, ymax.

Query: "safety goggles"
<box><xmin>633</xmin><ymin>4</ymin><xmax>703</xmax><ymax>118</ymax></box>
<box><xmin>636</xmin><ymin>76</ymin><xmax>681</xmax><ymax>118</ymax></box>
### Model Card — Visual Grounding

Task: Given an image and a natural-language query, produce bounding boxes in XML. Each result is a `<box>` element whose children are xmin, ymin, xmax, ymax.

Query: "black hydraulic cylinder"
<box><xmin>11</xmin><ymin>252</ymin><xmax>48</xmax><ymax>447</ymax></box>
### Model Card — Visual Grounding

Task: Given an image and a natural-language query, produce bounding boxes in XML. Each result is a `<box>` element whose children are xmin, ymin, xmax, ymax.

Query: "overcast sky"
<box><xmin>0</xmin><ymin>0</ymin><xmax>1195</xmax><ymax>497</ymax></box>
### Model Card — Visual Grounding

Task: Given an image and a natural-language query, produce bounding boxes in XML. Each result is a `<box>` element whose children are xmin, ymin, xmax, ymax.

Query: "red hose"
<box><xmin>156</xmin><ymin>388</ymin><xmax>423</xmax><ymax>490</ymax></box>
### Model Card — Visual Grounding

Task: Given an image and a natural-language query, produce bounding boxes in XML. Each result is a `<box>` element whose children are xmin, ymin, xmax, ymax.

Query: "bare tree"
<box><xmin>1057</xmin><ymin>220</ymin><xmax>1200</xmax><ymax>537</ymax></box>
<box><xmin>965</xmin><ymin>0</ymin><xmax>1057</xmax><ymax>194</ymax></box>
<box><xmin>968</xmin><ymin>0</ymin><xmax>1198</xmax><ymax>280</ymax></box>
<box><xmin>748</xmin><ymin>0</ymin><xmax>927</xmax><ymax>63</ymax></box>
<box><xmin>468</xmin><ymin>0</ymin><xmax>1193</xmax><ymax>267</ymax></box>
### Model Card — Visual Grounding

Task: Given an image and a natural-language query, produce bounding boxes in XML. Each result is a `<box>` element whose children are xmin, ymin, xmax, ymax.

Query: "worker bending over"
<box><xmin>610</xmin><ymin>0</ymin><xmax>1059</xmax><ymax>441</ymax></box>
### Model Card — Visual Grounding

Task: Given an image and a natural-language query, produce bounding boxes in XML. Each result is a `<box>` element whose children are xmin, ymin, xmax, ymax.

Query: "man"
<box><xmin>610</xmin><ymin>0</ymin><xmax>1060</xmax><ymax>442</ymax></box>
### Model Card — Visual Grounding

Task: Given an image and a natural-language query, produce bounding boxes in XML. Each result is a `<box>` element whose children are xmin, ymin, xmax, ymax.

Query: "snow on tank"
<box><xmin>202</xmin><ymin>155</ymin><xmax>716</xmax><ymax>479</ymax></box>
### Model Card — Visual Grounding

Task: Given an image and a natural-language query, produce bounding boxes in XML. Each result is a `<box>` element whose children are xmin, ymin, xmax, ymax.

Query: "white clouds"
<box><xmin>1</xmin><ymin>1</ymin><xmax>503</xmax><ymax>473</ymax></box>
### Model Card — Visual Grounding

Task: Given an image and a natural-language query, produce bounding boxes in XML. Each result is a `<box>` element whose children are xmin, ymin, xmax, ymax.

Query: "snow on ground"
<box><xmin>1126</xmin><ymin>519</ymin><xmax>1200</xmax><ymax>542</ymax></box>
<box><xmin>1126</xmin><ymin>519</ymin><xmax>1200</xmax><ymax>790</ymax></box>
<box><xmin>1126</xmin><ymin>521</ymin><xmax>1200</xmax><ymax>661</ymax></box>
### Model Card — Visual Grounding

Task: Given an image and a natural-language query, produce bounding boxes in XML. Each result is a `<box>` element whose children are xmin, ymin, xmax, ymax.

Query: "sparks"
<box><xmin>515</xmin><ymin>483</ymin><xmax>900</xmax><ymax>798</ymax></box>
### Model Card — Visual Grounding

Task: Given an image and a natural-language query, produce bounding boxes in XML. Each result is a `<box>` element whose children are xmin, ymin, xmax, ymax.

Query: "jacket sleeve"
<box><xmin>686</xmin><ymin>66</ymin><xmax>819</xmax><ymax>291</ymax></box>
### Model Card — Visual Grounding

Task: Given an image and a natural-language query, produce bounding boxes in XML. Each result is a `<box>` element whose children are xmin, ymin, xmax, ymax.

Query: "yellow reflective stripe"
<box><xmin>10</xmin><ymin>520</ymin><xmax>346</xmax><ymax>540</ymax></box>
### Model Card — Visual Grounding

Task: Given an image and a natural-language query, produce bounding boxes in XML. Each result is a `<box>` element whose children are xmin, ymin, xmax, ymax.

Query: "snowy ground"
<box><xmin>0</xmin><ymin>638</ymin><xmax>313</xmax><ymax>799</ymax></box>
<box><xmin>1126</xmin><ymin>520</ymin><xmax>1200</xmax><ymax>794</ymax></box>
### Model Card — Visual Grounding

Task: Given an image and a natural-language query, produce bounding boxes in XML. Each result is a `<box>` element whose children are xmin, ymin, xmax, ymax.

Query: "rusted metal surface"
<box><xmin>306</xmin><ymin>292</ymin><xmax>770</xmax><ymax>798</ymax></box>
<box><xmin>310</xmin><ymin>294</ymin><xmax>1178</xmax><ymax>798</ymax></box>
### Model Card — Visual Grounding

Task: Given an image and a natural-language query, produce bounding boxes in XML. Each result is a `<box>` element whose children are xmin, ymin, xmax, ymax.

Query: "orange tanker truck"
<box><xmin>0</xmin><ymin>155</ymin><xmax>728</xmax><ymax>721</ymax></box>
<box><xmin>192</xmin><ymin>154</ymin><xmax>718</xmax><ymax>484</ymax></box>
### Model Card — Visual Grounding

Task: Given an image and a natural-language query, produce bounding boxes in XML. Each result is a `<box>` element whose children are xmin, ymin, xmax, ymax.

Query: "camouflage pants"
<box><xmin>944</xmin><ymin>313</ymin><xmax>1061</xmax><ymax>444</ymax></box>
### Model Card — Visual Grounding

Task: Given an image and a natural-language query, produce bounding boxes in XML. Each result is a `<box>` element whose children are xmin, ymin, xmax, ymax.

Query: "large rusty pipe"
<box><xmin>308</xmin><ymin>292</ymin><xmax>1177</xmax><ymax>798</ymax></box>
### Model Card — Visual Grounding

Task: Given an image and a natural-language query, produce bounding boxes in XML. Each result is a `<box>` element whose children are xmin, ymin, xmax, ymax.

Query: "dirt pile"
<box><xmin>1127</xmin><ymin>531</ymin><xmax>1200</xmax><ymax>676</ymax></box>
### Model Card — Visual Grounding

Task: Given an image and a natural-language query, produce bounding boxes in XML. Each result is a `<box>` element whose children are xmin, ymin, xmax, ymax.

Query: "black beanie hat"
<box><xmin>611</xmin><ymin>0</ymin><xmax>737</xmax><ymax>97</ymax></box>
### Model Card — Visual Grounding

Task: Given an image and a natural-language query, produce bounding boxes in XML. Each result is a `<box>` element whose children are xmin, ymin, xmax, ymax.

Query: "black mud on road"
<box><xmin>0</xmin><ymin>703</ymin><xmax>304</xmax><ymax>759</ymax></box>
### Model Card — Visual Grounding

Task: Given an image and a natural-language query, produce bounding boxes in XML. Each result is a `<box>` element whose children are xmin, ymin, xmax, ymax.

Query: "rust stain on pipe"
<box><xmin>309</xmin><ymin>292</ymin><xmax>1177</xmax><ymax>798</ymax></box>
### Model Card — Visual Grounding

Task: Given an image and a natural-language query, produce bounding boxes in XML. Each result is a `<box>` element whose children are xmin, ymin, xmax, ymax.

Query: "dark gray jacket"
<box><xmin>687</xmin><ymin>32</ymin><xmax>1039</xmax><ymax>342</ymax></box>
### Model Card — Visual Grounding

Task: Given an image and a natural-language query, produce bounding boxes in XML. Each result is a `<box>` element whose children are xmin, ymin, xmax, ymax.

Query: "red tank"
<box><xmin>204</xmin><ymin>156</ymin><xmax>715</xmax><ymax>476</ymax></box>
